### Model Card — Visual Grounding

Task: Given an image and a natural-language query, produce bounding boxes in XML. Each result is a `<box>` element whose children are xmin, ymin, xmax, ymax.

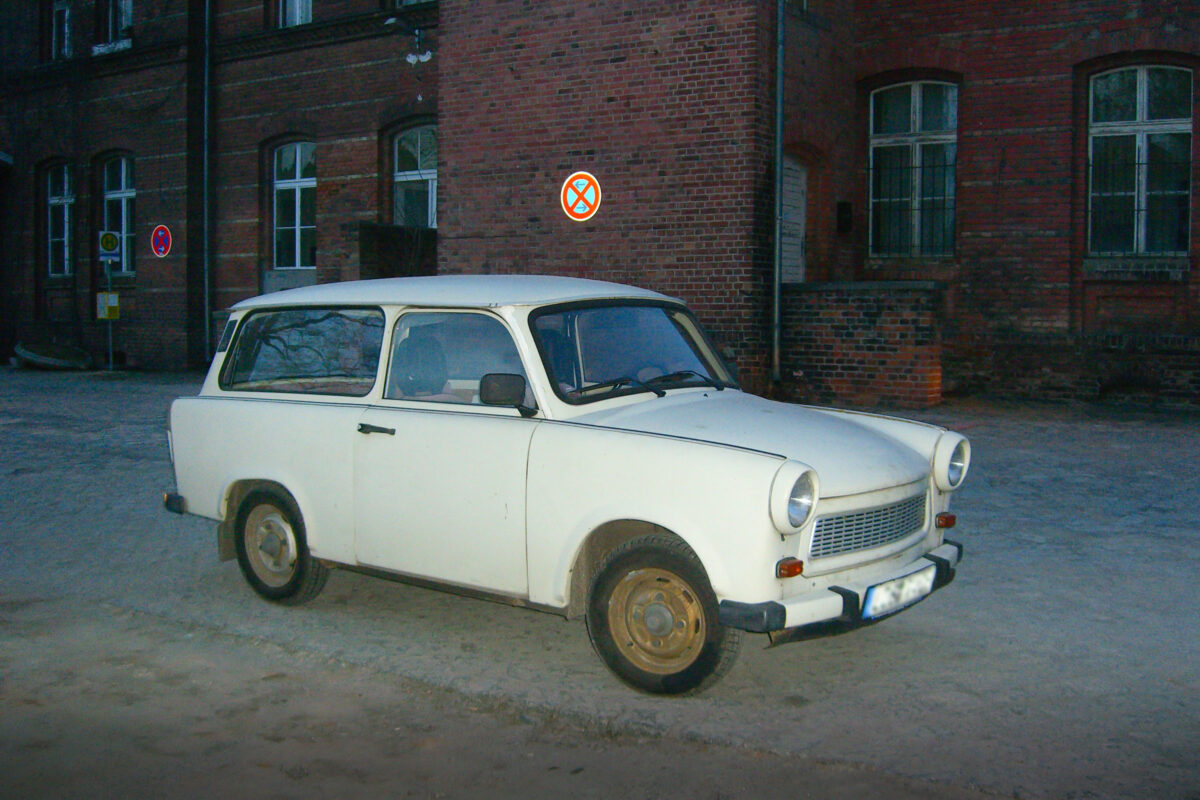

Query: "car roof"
<box><xmin>231</xmin><ymin>274</ymin><xmax>678</xmax><ymax>311</ymax></box>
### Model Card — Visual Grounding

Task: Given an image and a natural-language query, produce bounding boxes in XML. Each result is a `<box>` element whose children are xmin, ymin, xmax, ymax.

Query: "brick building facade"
<box><xmin>1</xmin><ymin>1</ymin><xmax>1198</xmax><ymax>405</ymax></box>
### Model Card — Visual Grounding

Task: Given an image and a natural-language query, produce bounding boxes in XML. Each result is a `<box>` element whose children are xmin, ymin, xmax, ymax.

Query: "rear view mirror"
<box><xmin>480</xmin><ymin>373</ymin><xmax>537</xmax><ymax>417</ymax></box>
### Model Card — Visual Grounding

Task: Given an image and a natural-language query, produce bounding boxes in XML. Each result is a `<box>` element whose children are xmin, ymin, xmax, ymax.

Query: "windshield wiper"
<box><xmin>645</xmin><ymin>370</ymin><xmax>725</xmax><ymax>391</ymax></box>
<box><xmin>572</xmin><ymin>375</ymin><xmax>666</xmax><ymax>399</ymax></box>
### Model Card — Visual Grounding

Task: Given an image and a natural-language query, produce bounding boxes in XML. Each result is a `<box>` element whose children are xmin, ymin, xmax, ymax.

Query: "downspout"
<box><xmin>771</xmin><ymin>0</ymin><xmax>785</xmax><ymax>385</ymax></box>
<box><xmin>202</xmin><ymin>0</ymin><xmax>213</xmax><ymax>356</ymax></box>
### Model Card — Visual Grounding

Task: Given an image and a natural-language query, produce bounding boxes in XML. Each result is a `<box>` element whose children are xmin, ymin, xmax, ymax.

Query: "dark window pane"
<box><xmin>298</xmin><ymin>142</ymin><xmax>316</xmax><ymax>180</ymax></box>
<box><xmin>1090</xmin><ymin>196</ymin><xmax>1136</xmax><ymax>254</ymax></box>
<box><xmin>1145</xmin><ymin>194</ymin><xmax>1190</xmax><ymax>253</ymax></box>
<box><xmin>275</xmin><ymin>229</ymin><xmax>295</xmax><ymax>268</ymax></box>
<box><xmin>1091</xmin><ymin>136</ymin><xmax>1136</xmax><ymax>194</ymax></box>
<box><xmin>419</xmin><ymin>128</ymin><xmax>438</xmax><ymax>170</ymax></box>
<box><xmin>920</xmin><ymin>83</ymin><xmax>957</xmax><ymax>132</ymax></box>
<box><xmin>1092</xmin><ymin>69</ymin><xmax>1137</xmax><ymax>123</ymax></box>
<box><xmin>300</xmin><ymin>227</ymin><xmax>316</xmax><ymax>267</ymax></box>
<box><xmin>920</xmin><ymin>201</ymin><xmax>955</xmax><ymax>256</ymax></box>
<box><xmin>275</xmin><ymin>145</ymin><xmax>296</xmax><ymax>180</ymax></box>
<box><xmin>276</xmin><ymin>188</ymin><xmax>296</xmax><ymax>228</ymax></box>
<box><xmin>49</xmin><ymin>205</ymin><xmax>65</xmax><ymax>239</ymax></box>
<box><xmin>1148</xmin><ymin>67</ymin><xmax>1192</xmax><ymax>121</ymax></box>
<box><xmin>1147</xmin><ymin>133</ymin><xmax>1191</xmax><ymax>193</ymax></box>
<box><xmin>394</xmin><ymin>180</ymin><xmax>431</xmax><ymax>227</ymax></box>
<box><xmin>871</xmin><ymin>146</ymin><xmax>912</xmax><ymax>201</ymax></box>
<box><xmin>872</xmin><ymin>86</ymin><xmax>912</xmax><ymax>135</ymax></box>
<box><xmin>105</xmin><ymin>159</ymin><xmax>122</xmax><ymax>192</ymax></box>
<box><xmin>299</xmin><ymin>186</ymin><xmax>315</xmax><ymax>227</ymax></box>
<box><xmin>395</xmin><ymin>132</ymin><xmax>419</xmax><ymax>172</ymax></box>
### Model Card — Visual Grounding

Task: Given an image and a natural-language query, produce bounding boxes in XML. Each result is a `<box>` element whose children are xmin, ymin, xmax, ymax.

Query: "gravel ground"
<box><xmin>1</xmin><ymin>366</ymin><xmax>1198</xmax><ymax>799</ymax></box>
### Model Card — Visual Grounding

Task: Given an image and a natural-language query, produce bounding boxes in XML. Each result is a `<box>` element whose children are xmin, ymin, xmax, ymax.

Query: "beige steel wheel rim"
<box><xmin>607</xmin><ymin>567</ymin><xmax>705</xmax><ymax>675</ymax></box>
<box><xmin>245</xmin><ymin>505</ymin><xmax>298</xmax><ymax>588</ymax></box>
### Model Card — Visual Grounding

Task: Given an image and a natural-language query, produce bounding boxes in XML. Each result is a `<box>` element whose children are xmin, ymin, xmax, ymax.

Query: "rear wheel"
<box><xmin>235</xmin><ymin>491</ymin><xmax>328</xmax><ymax>605</ymax></box>
<box><xmin>586</xmin><ymin>534</ymin><xmax>741</xmax><ymax>695</ymax></box>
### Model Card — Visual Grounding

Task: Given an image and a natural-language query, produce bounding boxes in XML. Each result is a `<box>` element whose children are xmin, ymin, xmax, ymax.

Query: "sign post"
<box><xmin>98</xmin><ymin>231</ymin><xmax>122</xmax><ymax>371</ymax></box>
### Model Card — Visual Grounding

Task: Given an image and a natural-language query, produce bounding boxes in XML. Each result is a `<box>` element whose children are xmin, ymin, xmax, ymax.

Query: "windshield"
<box><xmin>530</xmin><ymin>303</ymin><xmax>736</xmax><ymax>403</ymax></box>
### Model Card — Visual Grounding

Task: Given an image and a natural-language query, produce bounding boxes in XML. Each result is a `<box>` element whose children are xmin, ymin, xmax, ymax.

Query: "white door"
<box><xmin>353</xmin><ymin>310</ymin><xmax>536</xmax><ymax>596</ymax></box>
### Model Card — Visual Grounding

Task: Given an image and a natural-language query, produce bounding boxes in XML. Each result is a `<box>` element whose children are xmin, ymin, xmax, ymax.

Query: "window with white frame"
<box><xmin>46</xmin><ymin>163</ymin><xmax>73</xmax><ymax>277</ymax></box>
<box><xmin>1089</xmin><ymin>66</ymin><xmax>1193</xmax><ymax>256</ymax></box>
<box><xmin>101</xmin><ymin>0</ymin><xmax>131</xmax><ymax>43</ymax></box>
<box><xmin>102</xmin><ymin>155</ymin><xmax>135</xmax><ymax>275</ymax></box>
<box><xmin>279</xmin><ymin>0</ymin><xmax>311</xmax><ymax>27</ymax></box>
<box><xmin>50</xmin><ymin>0</ymin><xmax>71</xmax><ymax>60</ymax></box>
<box><xmin>273</xmin><ymin>142</ymin><xmax>316</xmax><ymax>269</ymax></box>
<box><xmin>393</xmin><ymin>126</ymin><xmax>437</xmax><ymax>229</ymax></box>
<box><xmin>869</xmin><ymin>81</ymin><xmax>958</xmax><ymax>257</ymax></box>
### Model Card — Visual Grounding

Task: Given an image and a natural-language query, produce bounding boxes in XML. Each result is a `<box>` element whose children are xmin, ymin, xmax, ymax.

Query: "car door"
<box><xmin>353</xmin><ymin>310</ymin><xmax>536</xmax><ymax>596</ymax></box>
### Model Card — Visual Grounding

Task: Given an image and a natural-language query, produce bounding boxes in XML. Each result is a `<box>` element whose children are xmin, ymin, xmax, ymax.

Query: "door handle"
<box><xmin>357</xmin><ymin>423</ymin><xmax>395</xmax><ymax>436</ymax></box>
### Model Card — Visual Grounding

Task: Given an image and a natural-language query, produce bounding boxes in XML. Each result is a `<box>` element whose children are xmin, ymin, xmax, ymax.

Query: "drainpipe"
<box><xmin>771</xmin><ymin>0</ymin><xmax>786</xmax><ymax>385</ymax></box>
<box><xmin>202</xmin><ymin>0</ymin><xmax>213</xmax><ymax>356</ymax></box>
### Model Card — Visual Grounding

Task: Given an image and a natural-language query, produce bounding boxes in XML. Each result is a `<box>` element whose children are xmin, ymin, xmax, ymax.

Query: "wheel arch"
<box><xmin>217</xmin><ymin>478</ymin><xmax>300</xmax><ymax>562</ymax></box>
<box><xmin>565</xmin><ymin>520</ymin><xmax>699</xmax><ymax>619</ymax></box>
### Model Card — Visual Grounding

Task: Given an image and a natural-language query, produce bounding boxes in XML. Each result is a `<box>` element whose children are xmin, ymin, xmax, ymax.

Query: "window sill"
<box><xmin>1083</xmin><ymin>257</ymin><xmax>1189</xmax><ymax>282</ymax></box>
<box><xmin>91</xmin><ymin>39</ymin><xmax>132</xmax><ymax>56</ymax></box>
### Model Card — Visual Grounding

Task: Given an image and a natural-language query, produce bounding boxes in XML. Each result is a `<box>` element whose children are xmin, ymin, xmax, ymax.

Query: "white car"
<box><xmin>166</xmin><ymin>275</ymin><xmax>969</xmax><ymax>695</ymax></box>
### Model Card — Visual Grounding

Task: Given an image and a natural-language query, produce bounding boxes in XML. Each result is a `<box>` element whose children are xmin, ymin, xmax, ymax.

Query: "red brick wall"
<box><xmin>781</xmin><ymin>283</ymin><xmax>943</xmax><ymax>408</ymax></box>
<box><xmin>438</xmin><ymin>0</ymin><xmax>774</xmax><ymax>386</ymax></box>
<box><xmin>855</xmin><ymin>0</ymin><xmax>1200</xmax><ymax>401</ymax></box>
<box><xmin>0</xmin><ymin>1</ymin><xmax>191</xmax><ymax>369</ymax></box>
<box><xmin>210</xmin><ymin>3</ymin><xmax>436</xmax><ymax>311</ymax></box>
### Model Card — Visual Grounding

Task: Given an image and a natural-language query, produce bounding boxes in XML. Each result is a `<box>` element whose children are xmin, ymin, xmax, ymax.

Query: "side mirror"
<box><xmin>480</xmin><ymin>373</ymin><xmax>537</xmax><ymax>417</ymax></box>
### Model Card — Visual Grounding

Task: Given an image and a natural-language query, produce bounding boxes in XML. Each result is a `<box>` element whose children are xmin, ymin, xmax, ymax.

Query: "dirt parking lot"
<box><xmin>2</xmin><ymin>367</ymin><xmax>1198</xmax><ymax>799</ymax></box>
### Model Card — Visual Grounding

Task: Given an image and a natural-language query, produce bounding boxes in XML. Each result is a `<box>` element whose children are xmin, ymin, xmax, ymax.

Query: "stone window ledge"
<box><xmin>1083</xmin><ymin>258</ymin><xmax>1189</xmax><ymax>282</ymax></box>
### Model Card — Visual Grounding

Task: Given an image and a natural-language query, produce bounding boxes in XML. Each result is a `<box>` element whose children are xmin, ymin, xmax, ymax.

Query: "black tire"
<box><xmin>234</xmin><ymin>491</ymin><xmax>328</xmax><ymax>605</ymax></box>
<box><xmin>586</xmin><ymin>533</ymin><xmax>741</xmax><ymax>695</ymax></box>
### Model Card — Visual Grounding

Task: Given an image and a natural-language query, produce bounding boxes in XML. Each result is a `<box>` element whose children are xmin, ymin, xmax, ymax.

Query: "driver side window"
<box><xmin>384</xmin><ymin>312</ymin><xmax>526</xmax><ymax>404</ymax></box>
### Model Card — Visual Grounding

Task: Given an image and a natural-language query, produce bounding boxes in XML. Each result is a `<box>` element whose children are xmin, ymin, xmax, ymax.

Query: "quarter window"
<box><xmin>1089</xmin><ymin>66</ymin><xmax>1193</xmax><ymax>256</ymax></box>
<box><xmin>102</xmin><ymin>155</ymin><xmax>135</xmax><ymax>275</ymax></box>
<box><xmin>869</xmin><ymin>81</ymin><xmax>958</xmax><ymax>257</ymax></box>
<box><xmin>221</xmin><ymin>307</ymin><xmax>385</xmax><ymax>396</ymax></box>
<box><xmin>273</xmin><ymin>142</ymin><xmax>316</xmax><ymax>269</ymax></box>
<box><xmin>393</xmin><ymin>126</ymin><xmax>437</xmax><ymax>229</ymax></box>
<box><xmin>46</xmin><ymin>163</ymin><xmax>74</xmax><ymax>277</ymax></box>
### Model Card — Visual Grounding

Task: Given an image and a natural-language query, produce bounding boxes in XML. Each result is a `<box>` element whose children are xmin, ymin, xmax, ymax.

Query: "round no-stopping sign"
<box><xmin>561</xmin><ymin>171</ymin><xmax>602</xmax><ymax>222</ymax></box>
<box><xmin>151</xmin><ymin>225</ymin><xmax>172</xmax><ymax>257</ymax></box>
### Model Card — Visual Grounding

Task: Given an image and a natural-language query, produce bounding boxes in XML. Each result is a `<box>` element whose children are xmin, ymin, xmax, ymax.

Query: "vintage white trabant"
<box><xmin>166</xmin><ymin>275</ymin><xmax>968</xmax><ymax>694</ymax></box>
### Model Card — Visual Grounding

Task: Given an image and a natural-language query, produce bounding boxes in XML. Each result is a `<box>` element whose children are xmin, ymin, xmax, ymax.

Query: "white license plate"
<box><xmin>862</xmin><ymin>564</ymin><xmax>936</xmax><ymax>619</ymax></box>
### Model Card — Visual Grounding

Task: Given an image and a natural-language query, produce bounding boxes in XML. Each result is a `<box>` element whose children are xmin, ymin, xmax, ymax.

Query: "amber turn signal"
<box><xmin>936</xmin><ymin>512</ymin><xmax>957</xmax><ymax>529</ymax></box>
<box><xmin>775</xmin><ymin>557</ymin><xmax>804</xmax><ymax>578</ymax></box>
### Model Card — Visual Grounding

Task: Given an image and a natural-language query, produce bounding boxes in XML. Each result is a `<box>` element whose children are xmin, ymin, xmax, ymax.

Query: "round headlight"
<box><xmin>788</xmin><ymin>472</ymin><xmax>816</xmax><ymax>528</ymax></box>
<box><xmin>770</xmin><ymin>462</ymin><xmax>820</xmax><ymax>534</ymax></box>
<box><xmin>933</xmin><ymin>433</ymin><xmax>971</xmax><ymax>491</ymax></box>
<box><xmin>947</xmin><ymin>440</ymin><xmax>968</xmax><ymax>487</ymax></box>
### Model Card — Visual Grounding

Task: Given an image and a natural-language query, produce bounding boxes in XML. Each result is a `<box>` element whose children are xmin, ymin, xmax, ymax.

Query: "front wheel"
<box><xmin>235</xmin><ymin>491</ymin><xmax>328</xmax><ymax>605</ymax></box>
<box><xmin>586</xmin><ymin>534</ymin><xmax>741</xmax><ymax>695</ymax></box>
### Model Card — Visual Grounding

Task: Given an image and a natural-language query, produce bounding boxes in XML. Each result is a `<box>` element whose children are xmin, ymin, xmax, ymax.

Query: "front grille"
<box><xmin>809</xmin><ymin>492</ymin><xmax>927</xmax><ymax>559</ymax></box>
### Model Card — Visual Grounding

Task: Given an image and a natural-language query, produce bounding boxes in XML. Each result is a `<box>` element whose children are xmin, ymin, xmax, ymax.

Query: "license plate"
<box><xmin>862</xmin><ymin>564</ymin><xmax>936</xmax><ymax>619</ymax></box>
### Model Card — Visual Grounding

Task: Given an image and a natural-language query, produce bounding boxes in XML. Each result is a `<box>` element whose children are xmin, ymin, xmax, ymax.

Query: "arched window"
<box><xmin>102</xmin><ymin>154</ymin><xmax>135</xmax><ymax>274</ymax></box>
<box><xmin>393</xmin><ymin>126</ymin><xmax>437</xmax><ymax>229</ymax></box>
<box><xmin>45</xmin><ymin>162</ymin><xmax>74</xmax><ymax>277</ymax></box>
<box><xmin>272</xmin><ymin>141</ymin><xmax>316</xmax><ymax>269</ymax></box>
<box><xmin>869</xmin><ymin>81</ymin><xmax>958</xmax><ymax>257</ymax></box>
<box><xmin>1088</xmin><ymin>66</ymin><xmax>1192</xmax><ymax>256</ymax></box>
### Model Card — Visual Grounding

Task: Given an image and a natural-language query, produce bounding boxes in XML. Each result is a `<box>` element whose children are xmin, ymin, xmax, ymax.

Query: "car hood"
<box><xmin>571</xmin><ymin>390</ymin><xmax>931</xmax><ymax>497</ymax></box>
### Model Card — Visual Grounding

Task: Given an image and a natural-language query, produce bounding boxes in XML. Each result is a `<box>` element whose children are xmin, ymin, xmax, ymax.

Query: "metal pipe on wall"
<box><xmin>771</xmin><ymin>0</ymin><xmax>786</xmax><ymax>385</ymax></box>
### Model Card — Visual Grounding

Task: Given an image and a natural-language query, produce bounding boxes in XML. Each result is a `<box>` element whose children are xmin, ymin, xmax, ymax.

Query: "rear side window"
<box><xmin>220</xmin><ymin>307</ymin><xmax>385</xmax><ymax>397</ymax></box>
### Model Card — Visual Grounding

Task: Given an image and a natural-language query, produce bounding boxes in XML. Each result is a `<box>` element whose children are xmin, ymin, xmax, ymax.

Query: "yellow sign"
<box><xmin>98</xmin><ymin>230</ymin><xmax>122</xmax><ymax>262</ymax></box>
<box><xmin>96</xmin><ymin>292</ymin><xmax>120</xmax><ymax>320</ymax></box>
